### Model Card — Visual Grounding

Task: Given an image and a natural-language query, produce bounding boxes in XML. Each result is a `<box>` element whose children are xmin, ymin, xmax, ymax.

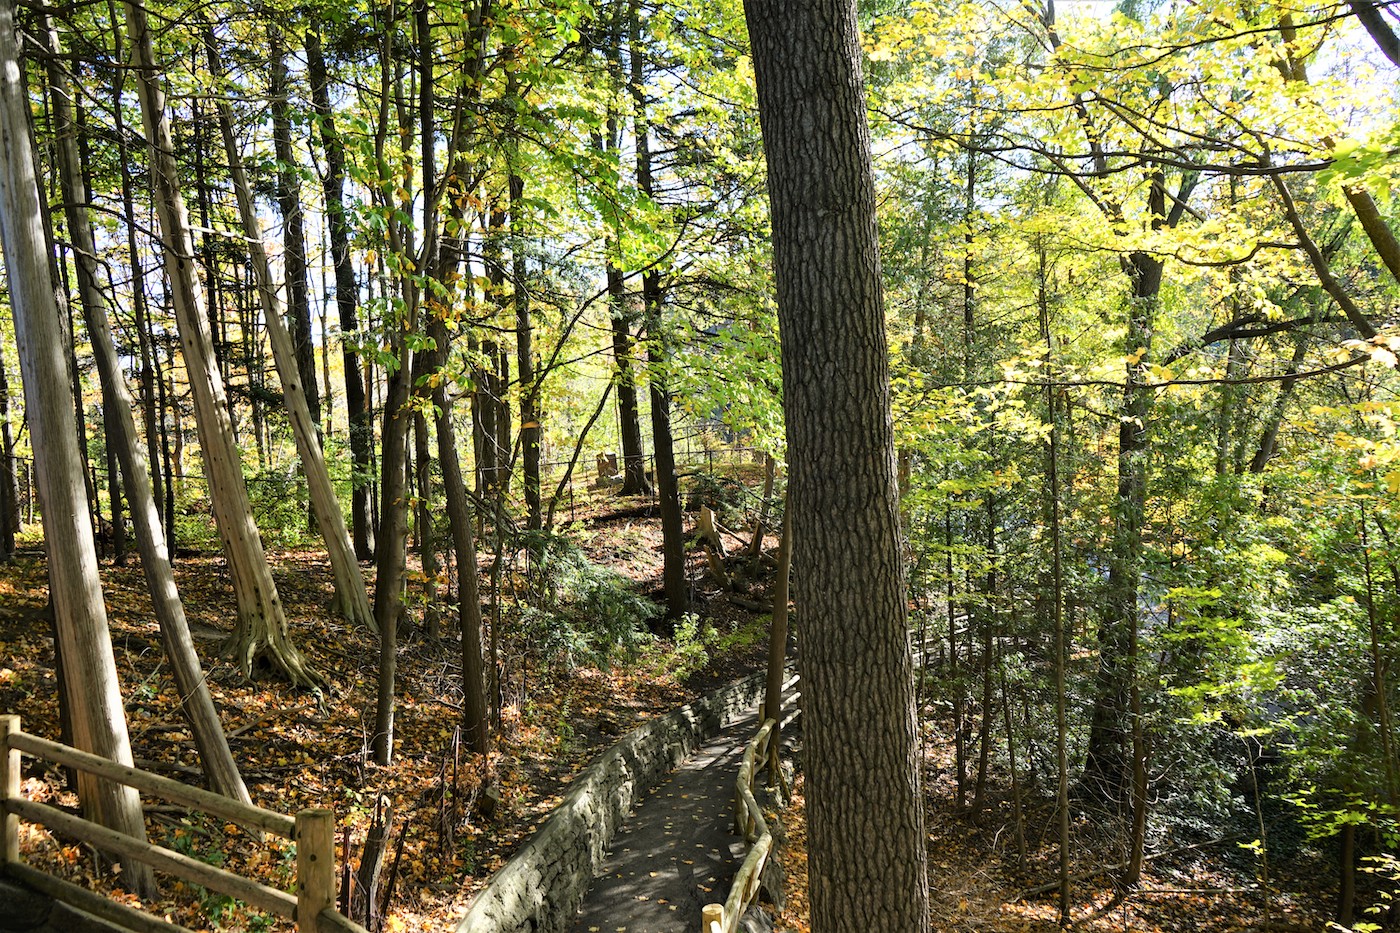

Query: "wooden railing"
<box><xmin>0</xmin><ymin>714</ymin><xmax>366</xmax><ymax>933</ymax></box>
<box><xmin>703</xmin><ymin>673</ymin><xmax>800</xmax><ymax>933</ymax></box>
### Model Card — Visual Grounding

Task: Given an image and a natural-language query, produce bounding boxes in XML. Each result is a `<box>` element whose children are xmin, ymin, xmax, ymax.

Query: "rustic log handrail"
<box><xmin>6</xmin><ymin>730</ymin><xmax>296</xmax><ymax>837</ymax></box>
<box><xmin>0</xmin><ymin>714</ymin><xmax>367</xmax><ymax>933</ymax></box>
<box><xmin>703</xmin><ymin>712</ymin><xmax>781</xmax><ymax>933</ymax></box>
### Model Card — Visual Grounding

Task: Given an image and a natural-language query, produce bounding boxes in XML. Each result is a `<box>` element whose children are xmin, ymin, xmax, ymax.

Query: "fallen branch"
<box><xmin>227</xmin><ymin>701</ymin><xmax>319</xmax><ymax>739</ymax></box>
<box><xmin>727</xmin><ymin>593</ymin><xmax>774</xmax><ymax>613</ymax></box>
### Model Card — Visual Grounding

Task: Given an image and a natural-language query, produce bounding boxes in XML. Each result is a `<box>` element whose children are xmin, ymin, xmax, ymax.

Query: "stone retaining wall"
<box><xmin>455</xmin><ymin>670</ymin><xmax>771</xmax><ymax>933</ymax></box>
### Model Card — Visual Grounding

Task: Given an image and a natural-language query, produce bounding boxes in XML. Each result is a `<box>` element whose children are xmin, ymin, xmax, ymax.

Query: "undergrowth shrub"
<box><xmin>247</xmin><ymin>466</ymin><xmax>314</xmax><ymax>548</ymax></box>
<box><xmin>516</xmin><ymin>530</ymin><xmax>655</xmax><ymax>668</ymax></box>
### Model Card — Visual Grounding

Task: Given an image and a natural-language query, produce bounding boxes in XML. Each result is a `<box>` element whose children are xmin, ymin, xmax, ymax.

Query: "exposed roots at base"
<box><xmin>224</xmin><ymin>621</ymin><xmax>325</xmax><ymax>690</ymax></box>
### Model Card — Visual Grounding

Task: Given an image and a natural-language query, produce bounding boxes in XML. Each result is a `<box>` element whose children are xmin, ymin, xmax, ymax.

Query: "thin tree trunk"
<box><xmin>270</xmin><ymin>23</ymin><xmax>320</xmax><ymax>439</ymax></box>
<box><xmin>414</xmin><ymin>410</ymin><xmax>439</xmax><ymax>639</ymax></box>
<box><xmin>427</xmin><ymin>315</ymin><xmax>490</xmax><ymax>754</ymax></box>
<box><xmin>748</xmin><ymin>453</ymin><xmax>776</xmax><ymax>562</ymax></box>
<box><xmin>306</xmin><ymin>28</ymin><xmax>374</xmax><ymax>560</ymax></box>
<box><xmin>1084</xmin><ymin>219</ymin><xmax>1165</xmax><ymax>805</ymax></box>
<box><xmin>372</xmin><ymin>339</ymin><xmax>412</xmax><ymax>765</ymax></box>
<box><xmin>102</xmin><ymin>405</ymin><xmax>126</xmax><ymax>565</ymax></box>
<box><xmin>152</xmin><ymin>333</ymin><xmax>176</xmax><ymax>539</ymax></box>
<box><xmin>1039</xmin><ymin>240</ymin><xmax>1072</xmax><ymax>924</ymax></box>
<box><xmin>763</xmin><ymin>496</ymin><xmax>792</xmax><ymax>728</ymax></box>
<box><xmin>209</xmin><ymin>42</ymin><xmax>375</xmax><ymax>631</ymax></box>
<box><xmin>0</xmin><ymin>345</ymin><xmax>17</xmax><ymax>559</ymax></box>
<box><xmin>948</xmin><ymin>501</ymin><xmax>967</xmax><ymax>809</ymax></box>
<box><xmin>592</xmin><ymin>10</ymin><xmax>650</xmax><ymax>497</ymax></box>
<box><xmin>1247</xmin><ymin>333</ymin><xmax>1311</xmax><ymax>474</ymax></box>
<box><xmin>999</xmin><ymin>667</ymin><xmax>1027</xmax><ymax>866</ymax></box>
<box><xmin>628</xmin><ymin>4</ymin><xmax>684</xmax><ymax>612</ymax></box>
<box><xmin>125</xmin><ymin>1</ymin><xmax>315</xmax><ymax>685</ymax></box>
<box><xmin>372</xmin><ymin>0</ymin><xmax>432</xmax><ymax>765</ymax></box>
<box><xmin>972</xmin><ymin>498</ymin><xmax>996</xmax><ymax>816</ymax></box>
<box><xmin>506</xmin><ymin>64</ymin><xmax>541</xmax><ymax>531</ymax></box>
<box><xmin>608</xmin><ymin>266</ymin><xmax>650</xmax><ymax>496</ymax></box>
<box><xmin>190</xmin><ymin>100</ymin><xmax>230</xmax><ymax>418</ymax></box>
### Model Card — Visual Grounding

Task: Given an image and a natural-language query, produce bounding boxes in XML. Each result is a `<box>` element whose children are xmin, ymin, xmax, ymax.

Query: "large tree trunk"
<box><xmin>44</xmin><ymin>19</ymin><xmax>250</xmax><ymax>803</ymax></box>
<box><xmin>0</xmin><ymin>0</ymin><xmax>156</xmax><ymax>891</ymax></box>
<box><xmin>306</xmin><ymin>28</ymin><xmax>374</xmax><ymax>560</ymax></box>
<box><xmin>743</xmin><ymin>2</ymin><xmax>930</xmax><ymax>929</ymax></box>
<box><xmin>208</xmin><ymin>42</ymin><xmax>374</xmax><ymax>633</ymax></box>
<box><xmin>124</xmin><ymin>0</ymin><xmax>315</xmax><ymax>686</ymax></box>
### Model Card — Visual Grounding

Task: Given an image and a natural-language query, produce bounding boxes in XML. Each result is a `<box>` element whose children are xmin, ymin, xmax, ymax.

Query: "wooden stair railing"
<box><xmin>0</xmin><ymin>714</ymin><xmax>366</xmax><ymax>933</ymax></box>
<box><xmin>703</xmin><ymin>673</ymin><xmax>801</xmax><ymax>933</ymax></box>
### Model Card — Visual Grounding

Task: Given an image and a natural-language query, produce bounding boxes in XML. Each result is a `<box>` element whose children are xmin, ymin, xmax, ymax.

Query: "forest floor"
<box><xmin>0</xmin><ymin>493</ymin><xmax>770</xmax><ymax>932</ymax></box>
<box><xmin>775</xmin><ymin>724</ymin><xmax>1343</xmax><ymax>933</ymax></box>
<box><xmin>778</xmin><ymin>750</ymin><xmax>1344</xmax><ymax>930</ymax></box>
<box><xmin>0</xmin><ymin>488</ymin><xmax>1352</xmax><ymax>933</ymax></box>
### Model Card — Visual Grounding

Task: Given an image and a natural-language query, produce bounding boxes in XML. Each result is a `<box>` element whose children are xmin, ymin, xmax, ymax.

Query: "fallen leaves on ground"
<box><xmin>0</xmin><ymin>494</ymin><xmax>769</xmax><ymax>932</ymax></box>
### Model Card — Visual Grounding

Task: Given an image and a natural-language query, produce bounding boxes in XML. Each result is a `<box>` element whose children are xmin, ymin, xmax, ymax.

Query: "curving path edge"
<box><xmin>456</xmin><ymin>668</ymin><xmax>784</xmax><ymax>933</ymax></box>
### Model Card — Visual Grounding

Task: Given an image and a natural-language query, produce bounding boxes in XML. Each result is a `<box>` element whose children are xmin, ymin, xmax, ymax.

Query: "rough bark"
<box><xmin>45</xmin><ymin>19</ymin><xmax>250</xmax><ymax>803</ymax></box>
<box><xmin>743</xmin><ymin>2</ymin><xmax>930</xmax><ymax>929</ymax></box>
<box><xmin>0</xmin><ymin>0</ymin><xmax>156</xmax><ymax>891</ymax></box>
<box><xmin>124</xmin><ymin>1</ymin><xmax>314</xmax><ymax>686</ymax></box>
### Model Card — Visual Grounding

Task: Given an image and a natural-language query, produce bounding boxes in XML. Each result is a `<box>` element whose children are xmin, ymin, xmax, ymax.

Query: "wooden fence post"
<box><xmin>1</xmin><ymin>715</ymin><xmax>18</xmax><ymax>865</ymax></box>
<box><xmin>296</xmin><ymin>808</ymin><xmax>334</xmax><ymax>933</ymax></box>
<box><xmin>703</xmin><ymin>902</ymin><xmax>724</xmax><ymax>933</ymax></box>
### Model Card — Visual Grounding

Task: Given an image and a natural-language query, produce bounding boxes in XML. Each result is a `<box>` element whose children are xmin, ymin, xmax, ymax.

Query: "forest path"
<box><xmin>566</xmin><ymin>712</ymin><xmax>757</xmax><ymax>933</ymax></box>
